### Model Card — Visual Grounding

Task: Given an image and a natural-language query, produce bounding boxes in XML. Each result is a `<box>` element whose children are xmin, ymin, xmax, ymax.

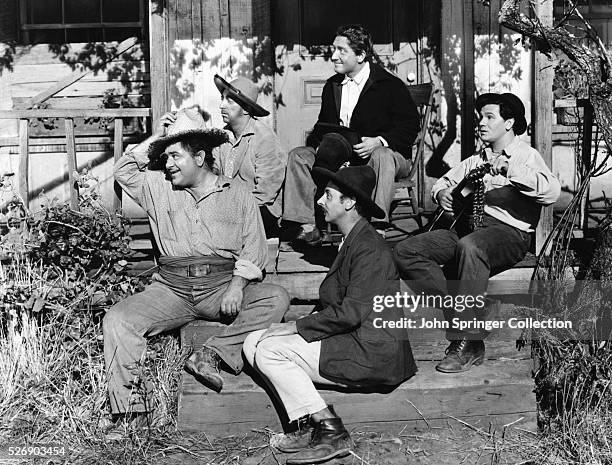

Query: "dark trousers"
<box><xmin>260</xmin><ymin>206</ymin><xmax>280</xmax><ymax>238</ymax></box>
<box><xmin>393</xmin><ymin>214</ymin><xmax>531</xmax><ymax>339</ymax></box>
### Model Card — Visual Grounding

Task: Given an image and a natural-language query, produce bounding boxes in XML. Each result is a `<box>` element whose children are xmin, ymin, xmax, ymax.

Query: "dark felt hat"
<box><xmin>214</xmin><ymin>74</ymin><xmax>270</xmax><ymax>118</ymax></box>
<box><xmin>475</xmin><ymin>92</ymin><xmax>528</xmax><ymax>135</ymax></box>
<box><xmin>312</xmin><ymin>165</ymin><xmax>385</xmax><ymax>219</ymax></box>
<box><xmin>147</xmin><ymin>108</ymin><xmax>229</xmax><ymax>162</ymax></box>
<box><xmin>311</xmin><ymin>122</ymin><xmax>361</xmax><ymax>147</ymax></box>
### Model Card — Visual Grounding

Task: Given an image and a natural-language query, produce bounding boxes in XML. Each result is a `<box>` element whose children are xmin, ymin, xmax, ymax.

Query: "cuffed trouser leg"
<box><xmin>367</xmin><ymin>147</ymin><xmax>411</xmax><ymax>222</ymax></box>
<box><xmin>103</xmin><ymin>282</ymin><xmax>195</xmax><ymax>414</ymax></box>
<box><xmin>283</xmin><ymin>146</ymin><xmax>317</xmax><ymax>225</ymax></box>
<box><xmin>243</xmin><ymin>329</ymin><xmax>342</xmax><ymax>422</ymax></box>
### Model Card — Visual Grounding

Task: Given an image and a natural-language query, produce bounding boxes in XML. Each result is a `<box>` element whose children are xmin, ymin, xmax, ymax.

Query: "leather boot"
<box><xmin>184</xmin><ymin>345</ymin><xmax>223</xmax><ymax>392</ymax></box>
<box><xmin>436</xmin><ymin>338</ymin><xmax>485</xmax><ymax>373</ymax></box>
<box><xmin>286</xmin><ymin>416</ymin><xmax>351</xmax><ymax>464</ymax></box>
<box><xmin>272</xmin><ymin>406</ymin><xmax>337</xmax><ymax>453</ymax></box>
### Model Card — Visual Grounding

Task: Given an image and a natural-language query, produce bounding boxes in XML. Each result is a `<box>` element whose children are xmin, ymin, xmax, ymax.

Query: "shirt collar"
<box><xmin>224</xmin><ymin>117</ymin><xmax>256</xmax><ymax>146</ymax></box>
<box><xmin>483</xmin><ymin>135</ymin><xmax>521</xmax><ymax>161</ymax></box>
<box><xmin>341</xmin><ymin>61</ymin><xmax>370</xmax><ymax>86</ymax></box>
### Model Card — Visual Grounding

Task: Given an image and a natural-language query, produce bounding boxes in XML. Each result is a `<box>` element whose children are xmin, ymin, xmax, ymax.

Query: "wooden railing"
<box><xmin>0</xmin><ymin>108</ymin><xmax>151</xmax><ymax>211</ymax></box>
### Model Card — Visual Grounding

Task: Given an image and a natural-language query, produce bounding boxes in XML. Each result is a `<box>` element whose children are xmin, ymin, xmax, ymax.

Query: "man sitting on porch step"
<box><xmin>213</xmin><ymin>75</ymin><xmax>288</xmax><ymax>238</ymax></box>
<box><xmin>244</xmin><ymin>166</ymin><xmax>416</xmax><ymax>464</ymax></box>
<box><xmin>393</xmin><ymin>92</ymin><xmax>561</xmax><ymax>374</ymax></box>
<box><xmin>282</xmin><ymin>23</ymin><xmax>419</xmax><ymax>245</ymax></box>
<box><xmin>104</xmin><ymin>108</ymin><xmax>289</xmax><ymax>434</ymax></box>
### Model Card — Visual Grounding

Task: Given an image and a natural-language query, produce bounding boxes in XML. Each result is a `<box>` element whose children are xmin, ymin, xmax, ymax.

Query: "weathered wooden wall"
<box><xmin>0</xmin><ymin>42</ymin><xmax>149</xmax><ymax>214</ymax></box>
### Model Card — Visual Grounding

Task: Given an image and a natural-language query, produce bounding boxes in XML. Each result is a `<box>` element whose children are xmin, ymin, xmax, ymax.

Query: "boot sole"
<box><xmin>435</xmin><ymin>354</ymin><xmax>485</xmax><ymax>373</ymax></box>
<box><xmin>286</xmin><ymin>447</ymin><xmax>350</xmax><ymax>464</ymax></box>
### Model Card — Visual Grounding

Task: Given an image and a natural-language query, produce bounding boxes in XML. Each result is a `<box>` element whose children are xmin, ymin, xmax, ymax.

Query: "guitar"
<box><xmin>427</xmin><ymin>162</ymin><xmax>491</xmax><ymax>232</ymax></box>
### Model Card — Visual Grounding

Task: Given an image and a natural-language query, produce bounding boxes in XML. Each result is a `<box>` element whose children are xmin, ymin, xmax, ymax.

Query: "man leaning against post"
<box><xmin>283</xmin><ymin>24</ymin><xmax>419</xmax><ymax>245</ymax></box>
<box><xmin>393</xmin><ymin>92</ymin><xmax>560</xmax><ymax>374</ymax></box>
<box><xmin>103</xmin><ymin>108</ymin><xmax>289</xmax><ymax>436</ymax></box>
<box><xmin>244</xmin><ymin>165</ymin><xmax>416</xmax><ymax>464</ymax></box>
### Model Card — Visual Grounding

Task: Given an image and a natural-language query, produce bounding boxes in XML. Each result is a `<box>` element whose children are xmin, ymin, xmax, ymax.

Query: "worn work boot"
<box><xmin>184</xmin><ymin>345</ymin><xmax>223</xmax><ymax>392</ymax></box>
<box><xmin>286</xmin><ymin>416</ymin><xmax>351</xmax><ymax>464</ymax></box>
<box><xmin>436</xmin><ymin>338</ymin><xmax>485</xmax><ymax>373</ymax></box>
<box><xmin>272</xmin><ymin>406</ymin><xmax>338</xmax><ymax>453</ymax></box>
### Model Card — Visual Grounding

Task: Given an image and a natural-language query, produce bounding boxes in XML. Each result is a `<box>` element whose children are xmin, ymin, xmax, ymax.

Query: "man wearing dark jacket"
<box><xmin>283</xmin><ymin>24</ymin><xmax>419</xmax><ymax>244</ymax></box>
<box><xmin>244</xmin><ymin>166</ymin><xmax>416</xmax><ymax>464</ymax></box>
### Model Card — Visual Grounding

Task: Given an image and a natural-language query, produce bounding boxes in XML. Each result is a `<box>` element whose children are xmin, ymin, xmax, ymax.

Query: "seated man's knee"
<box><xmin>288</xmin><ymin>146</ymin><xmax>315</xmax><ymax>166</ymax></box>
<box><xmin>368</xmin><ymin>147</ymin><xmax>394</xmax><ymax>166</ymax></box>
<box><xmin>457</xmin><ymin>236</ymin><xmax>486</xmax><ymax>259</ymax></box>
<box><xmin>243</xmin><ymin>329</ymin><xmax>265</xmax><ymax>367</ymax></box>
<box><xmin>103</xmin><ymin>302</ymin><xmax>129</xmax><ymax>335</ymax></box>
<box><xmin>271</xmin><ymin>286</ymin><xmax>290</xmax><ymax>315</ymax></box>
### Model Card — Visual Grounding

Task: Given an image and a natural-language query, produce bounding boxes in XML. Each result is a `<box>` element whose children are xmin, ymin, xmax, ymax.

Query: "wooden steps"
<box><xmin>126</xmin><ymin>219</ymin><xmax>538</xmax><ymax>435</ymax></box>
<box><xmin>177</xmin><ymin>304</ymin><xmax>535</xmax><ymax>435</ymax></box>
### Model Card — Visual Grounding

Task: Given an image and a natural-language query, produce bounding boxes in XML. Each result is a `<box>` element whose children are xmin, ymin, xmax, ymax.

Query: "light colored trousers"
<box><xmin>243</xmin><ymin>329</ymin><xmax>344</xmax><ymax>422</ymax></box>
<box><xmin>283</xmin><ymin>146</ymin><xmax>410</xmax><ymax>224</ymax></box>
<box><xmin>103</xmin><ymin>273</ymin><xmax>289</xmax><ymax>414</ymax></box>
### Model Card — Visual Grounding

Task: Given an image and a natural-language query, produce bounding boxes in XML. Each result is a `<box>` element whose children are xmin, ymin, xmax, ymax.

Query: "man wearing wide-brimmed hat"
<box><xmin>213</xmin><ymin>75</ymin><xmax>287</xmax><ymax>238</ymax></box>
<box><xmin>393</xmin><ymin>92</ymin><xmax>560</xmax><ymax>374</ymax></box>
<box><xmin>243</xmin><ymin>165</ymin><xmax>416</xmax><ymax>464</ymax></box>
<box><xmin>104</xmin><ymin>108</ymin><xmax>289</xmax><ymax>430</ymax></box>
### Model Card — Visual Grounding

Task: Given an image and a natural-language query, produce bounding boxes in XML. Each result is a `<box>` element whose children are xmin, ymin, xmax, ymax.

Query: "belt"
<box><xmin>160</xmin><ymin>262</ymin><xmax>235</xmax><ymax>277</ymax></box>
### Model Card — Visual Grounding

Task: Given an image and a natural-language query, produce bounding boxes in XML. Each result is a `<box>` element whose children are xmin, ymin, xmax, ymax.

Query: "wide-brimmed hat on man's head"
<box><xmin>312</xmin><ymin>165</ymin><xmax>385</xmax><ymax>219</ymax></box>
<box><xmin>147</xmin><ymin>108</ymin><xmax>229</xmax><ymax>164</ymax></box>
<box><xmin>475</xmin><ymin>92</ymin><xmax>528</xmax><ymax>135</ymax></box>
<box><xmin>214</xmin><ymin>74</ymin><xmax>270</xmax><ymax>118</ymax></box>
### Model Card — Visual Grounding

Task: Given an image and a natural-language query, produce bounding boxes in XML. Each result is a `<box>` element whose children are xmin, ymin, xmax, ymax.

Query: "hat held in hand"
<box><xmin>148</xmin><ymin>108</ymin><xmax>229</xmax><ymax>162</ymax></box>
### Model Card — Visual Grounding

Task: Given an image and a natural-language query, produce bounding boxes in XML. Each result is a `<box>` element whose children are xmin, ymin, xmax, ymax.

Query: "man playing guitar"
<box><xmin>393</xmin><ymin>92</ymin><xmax>561</xmax><ymax>373</ymax></box>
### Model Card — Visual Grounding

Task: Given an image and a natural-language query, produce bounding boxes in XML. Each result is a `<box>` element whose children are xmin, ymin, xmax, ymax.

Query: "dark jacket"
<box><xmin>310</xmin><ymin>63</ymin><xmax>420</xmax><ymax>159</ymax></box>
<box><xmin>296</xmin><ymin>218</ymin><xmax>417</xmax><ymax>386</ymax></box>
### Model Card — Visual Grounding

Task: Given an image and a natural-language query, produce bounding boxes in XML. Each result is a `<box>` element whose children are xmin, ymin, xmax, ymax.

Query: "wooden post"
<box><xmin>64</xmin><ymin>118</ymin><xmax>79</xmax><ymax>211</ymax></box>
<box><xmin>113</xmin><ymin>118</ymin><xmax>124</xmax><ymax>213</ymax></box>
<box><xmin>18</xmin><ymin>119</ymin><xmax>29</xmax><ymax>208</ymax></box>
<box><xmin>532</xmin><ymin>0</ymin><xmax>554</xmax><ymax>254</ymax></box>
<box><xmin>461</xmin><ymin>0</ymin><xmax>476</xmax><ymax>160</ymax></box>
<box><xmin>149</xmin><ymin>0</ymin><xmax>170</xmax><ymax>128</ymax></box>
<box><xmin>580</xmin><ymin>99</ymin><xmax>593</xmax><ymax>233</ymax></box>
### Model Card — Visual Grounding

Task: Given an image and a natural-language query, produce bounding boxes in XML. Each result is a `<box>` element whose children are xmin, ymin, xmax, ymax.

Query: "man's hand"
<box><xmin>490</xmin><ymin>156</ymin><xmax>509</xmax><ymax>176</ymax></box>
<box><xmin>436</xmin><ymin>187</ymin><xmax>454</xmax><ymax>212</ymax></box>
<box><xmin>220</xmin><ymin>277</ymin><xmax>248</xmax><ymax>317</ymax></box>
<box><xmin>155</xmin><ymin>111</ymin><xmax>177</xmax><ymax>137</ymax></box>
<box><xmin>257</xmin><ymin>321</ymin><xmax>298</xmax><ymax>344</ymax></box>
<box><xmin>353</xmin><ymin>136</ymin><xmax>382</xmax><ymax>159</ymax></box>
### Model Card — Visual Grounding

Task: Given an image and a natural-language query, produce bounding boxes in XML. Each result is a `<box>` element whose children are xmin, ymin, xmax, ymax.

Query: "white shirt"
<box><xmin>339</xmin><ymin>62</ymin><xmax>370</xmax><ymax>127</ymax></box>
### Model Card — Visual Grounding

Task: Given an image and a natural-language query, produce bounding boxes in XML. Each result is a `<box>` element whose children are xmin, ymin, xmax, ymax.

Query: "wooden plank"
<box><xmin>202</xmin><ymin>0</ymin><xmax>222</xmax><ymax>41</ymax></box>
<box><xmin>178</xmin><ymin>359</ymin><xmax>535</xmax><ymax>434</ymax></box>
<box><xmin>11</xmin><ymin>81</ymin><xmax>151</xmax><ymax>98</ymax></box>
<box><xmin>16</xmin><ymin>37</ymin><xmax>140</xmax><ymax>110</ymax></box>
<box><xmin>113</xmin><ymin>118</ymin><xmax>124</xmax><ymax>212</ymax></box>
<box><xmin>532</xmin><ymin>0</ymin><xmax>554</xmax><ymax>255</ymax></box>
<box><xmin>192</xmin><ymin>0</ymin><xmax>203</xmax><ymax>41</ymax></box>
<box><xmin>149</xmin><ymin>0</ymin><xmax>170</xmax><ymax>130</ymax></box>
<box><xmin>461</xmin><ymin>0</ymin><xmax>476</xmax><ymax>160</ymax></box>
<box><xmin>0</xmin><ymin>109</ymin><xmax>151</xmax><ymax>118</ymax></box>
<box><xmin>18</xmin><ymin>119</ymin><xmax>29</xmax><ymax>207</ymax></box>
<box><xmin>64</xmin><ymin>118</ymin><xmax>79</xmax><ymax>210</ymax></box>
<box><xmin>168</xmin><ymin>0</ymin><xmax>178</xmax><ymax>45</ymax></box>
<box><xmin>176</xmin><ymin>0</ymin><xmax>193</xmax><ymax>40</ymax></box>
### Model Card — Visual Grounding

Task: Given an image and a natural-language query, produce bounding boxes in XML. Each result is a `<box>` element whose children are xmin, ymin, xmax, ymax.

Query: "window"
<box><xmin>20</xmin><ymin>0</ymin><xmax>144</xmax><ymax>44</ymax></box>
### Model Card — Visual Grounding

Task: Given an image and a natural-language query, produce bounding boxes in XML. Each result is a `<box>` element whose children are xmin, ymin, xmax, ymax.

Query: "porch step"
<box><xmin>177</xmin><ymin>303</ymin><xmax>535</xmax><ymax>435</ymax></box>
